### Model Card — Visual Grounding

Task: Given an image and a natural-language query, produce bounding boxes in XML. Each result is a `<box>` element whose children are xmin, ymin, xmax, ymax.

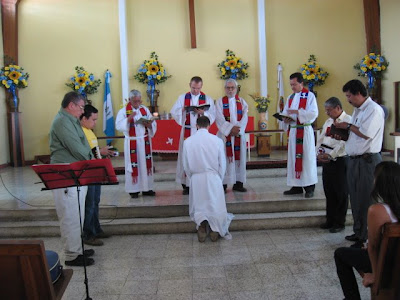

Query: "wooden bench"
<box><xmin>371</xmin><ymin>222</ymin><xmax>400</xmax><ymax>299</ymax></box>
<box><xmin>0</xmin><ymin>240</ymin><xmax>73</xmax><ymax>300</ymax></box>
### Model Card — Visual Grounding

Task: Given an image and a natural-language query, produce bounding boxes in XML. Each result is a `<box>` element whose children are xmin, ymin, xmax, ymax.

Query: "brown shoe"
<box><xmin>197</xmin><ymin>221</ymin><xmax>207</xmax><ymax>242</ymax></box>
<box><xmin>96</xmin><ymin>231</ymin><xmax>111</xmax><ymax>239</ymax></box>
<box><xmin>84</xmin><ymin>237</ymin><xmax>104</xmax><ymax>246</ymax></box>
<box><xmin>210</xmin><ymin>231</ymin><xmax>219</xmax><ymax>242</ymax></box>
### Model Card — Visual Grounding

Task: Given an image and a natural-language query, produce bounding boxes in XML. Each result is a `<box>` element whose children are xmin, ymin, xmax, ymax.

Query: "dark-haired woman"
<box><xmin>334</xmin><ymin>161</ymin><xmax>400</xmax><ymax>299</ymax></box>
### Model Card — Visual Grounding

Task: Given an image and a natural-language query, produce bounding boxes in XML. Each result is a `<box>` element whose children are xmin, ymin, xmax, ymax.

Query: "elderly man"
<box><xmin>215</xmin><ymin>79</ymin><xmax>248</xmax><ymax>192</ymax></box>
<box><xmin>316</xmin><ymin>97</ymin><xmax>351</xmax><ymax>233</ymax></box>
<box><xmin>115</xmin><ymin>89</ymin><xmax>157</xmax><ymax>198</ymax></box>
<box><xmin>49</xmin><ymin>91</ymin><xmax>94</xmax><ymax>266</ymax></box>
<box><xmin>171</xmin><ymin>76</ymin><xmax>216</xmax><ymax>195</ymax></box>
<box><xmin>183</xmin><ymin>116</ymin><xmax>233</xmax><ymax>242</ymax></box>
<box><xmin>282</xmin><ymin>72</ymin><xmax>318</xmax><ymax>198</ymax></box>
<box><xmin>334</xmin><ymin>79</ymin><xmax>384</xmax><ymax>248</ymax></box>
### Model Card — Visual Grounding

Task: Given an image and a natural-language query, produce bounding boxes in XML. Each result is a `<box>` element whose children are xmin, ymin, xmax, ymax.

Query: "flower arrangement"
<box><xmin>249</xmin><ymin>94</ymin><xmax>271</xmax><ymax>113</ymax></box>
<box><xmin>218</xmin><ymin>49</ymin><xmax>249</xmax><ymax>80</ymax></box>
<box><xmin>354</xmin><ymin>52</ymin><xmax>389</xmax><ymax>89</ymax></box>
<box><xmin>300</xmin><ymin>55</ymin><xmax>329</xmax><ymax>91</ymax></box>
<box><xmin>134</xmin><ymin>52</ymin><xmax>171</xmax><ymax>85</ymax></box>
<box><xmin>66</xmin><ymin>66</ymin><xmax>102</xmax><ymax>97</ymax></box>
<box><xmin>0</xmin><ymin>62</ymin><xmax>29</xmax><ymax>111</ymax></box>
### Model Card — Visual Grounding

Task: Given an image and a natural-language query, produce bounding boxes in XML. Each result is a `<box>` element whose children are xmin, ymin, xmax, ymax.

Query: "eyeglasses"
<box><xmin>75</xmin><ymin>103</ymin><xmax>85</xmax><ymax>110</ymax></box>
<box><xmin>225</xmin><ymin>86</ymin><xmax>236</xmax><ymax>90</ymax></box>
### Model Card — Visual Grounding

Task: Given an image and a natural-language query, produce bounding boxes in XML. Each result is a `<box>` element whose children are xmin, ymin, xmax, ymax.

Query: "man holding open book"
<box><xmin>115</xmin><ymin>89</ymin><xmax>157</xmax><ymax>199</ymax></box>
<box><xmin>316</xmin><ymin>97</ymin><xmax>351</xmax><ymax>233</ymax></box>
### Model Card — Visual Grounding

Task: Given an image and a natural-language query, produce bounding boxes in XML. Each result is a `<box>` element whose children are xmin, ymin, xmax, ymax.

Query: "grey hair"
<box><xmin>225</xmin><ymin>78</ymin><xmax>238</xmax><ymax>88</ymax></box>
<box><xmin>129</xmin><ymin>89</ymin><xmax>141</xmax><ymax>98</ymax></box>
<box><xmin>324</xmin><ymin>97</ymin><xmax>342</xmax><ymax>109</ymax></box>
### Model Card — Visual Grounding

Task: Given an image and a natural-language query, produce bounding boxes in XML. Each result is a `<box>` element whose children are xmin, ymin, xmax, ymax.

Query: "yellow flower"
<box><xmin>4</xmin><ymin>71</ymin><xmax>9</xmax><ymax>76</ymax></box>
<box><xmin>237</xmin><ymin>63</ymin><xmax>242</xmax><ymax>68</ymax></box>
<box><xmin>160</xmin><ymin>67</ymin><xmax>164</xmax><ymax>73</ymax></box>
<box><xmin>361</xmin><ymin>67</ymin><xmax>367</xmax><ymax>72</ymax></box>
<box><xmin>13</xmin><ymin>80</ymin><xmax>18</xmax><ymax>84</ymax></box>
<box><xmin>4</xmin><ymin>67</ymin><xmax>9</xmax><ymax>70</ymax></box>
<box><xmin>77</xmin><ymin>77</ymin><xmax>86</xmax><ymax>86</ymax></box>
<box><xmin>382</xmin><ymin>65</ymin><xmax>386</xmax><ymax>70</ymax></box>
<box><xmin>9</xmin><ymin>71</ymin><xmax>21</xmax><ymax>80</ymax></box>
<box><xmin>2</xmin><ymin>80</ymin><xmax>7</xmax><ymax>85</ymax></box>
<box><xmin>148</xmin><ymin>65</ymin><xmax>159</xmax><ymax>75</ymax></box>
<box><xmin>227</xmin><ymin>59</ymin><xmax>237</xmax><ymax>68</ymax></box>
<box><xmin>22</xmin><ymin>79</ymin><xmax>27</xmax><ymax>86</ymax></box>
<box><xmin>75</xmin><ymin>85</ymin><xmax>79</xmax><ymax>90</ymax></box>
<box><xmin>146</xmin><ymin>71</ymin><xmax>151</xmax><ymax>76</ymax></box>
<box><xmin>156</xmin><ymin>75</ymin><xmax>161</xmax><ymax>80</ymax></box>
<box><xmin>145</xmin><ymin>63</ymin><xmax>150</xmax><ymax>67</ymax></box>
<box><xmin>221</xmin><ymin>68</ymin><xmax>226</xmax><ymax>75</ymax></box>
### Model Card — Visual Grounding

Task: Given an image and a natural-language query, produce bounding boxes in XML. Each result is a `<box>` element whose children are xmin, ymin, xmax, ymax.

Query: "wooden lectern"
<box><xmin>257</xmin><ymin>135</ymin><xmax>271</xmax><ymax>157</ymax></box>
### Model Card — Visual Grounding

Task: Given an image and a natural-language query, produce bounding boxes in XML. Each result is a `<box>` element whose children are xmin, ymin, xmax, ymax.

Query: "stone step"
<box><xmin>0</xmin><ymin>210</ymin><xmax>353</xmax><ymax>238</ymax></box>
<box><xmin>0</xmin><ymin>198</ymin><xmax>326</xmax><ymax>221</ymax></box>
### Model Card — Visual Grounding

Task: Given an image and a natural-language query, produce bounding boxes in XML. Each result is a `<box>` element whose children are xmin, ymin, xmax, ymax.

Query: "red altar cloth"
<box><xmin>152</xmin><ymin>117</ymin><xmax>255</xmax><ymax>153</ymax></box>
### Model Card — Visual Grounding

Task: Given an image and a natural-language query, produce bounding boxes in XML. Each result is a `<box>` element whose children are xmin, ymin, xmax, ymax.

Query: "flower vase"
<box><xmin>7</xmin><ymin>89</ymin><xmax>19</xmax><ymax>112</ymax></box>
<box><xmin>147</xmin><ymin>89</ymin><xmax>160</xmax><ymax>113</ymax></box>
<box><xmin>258</xmin><ymin>112</ymin><xmax>268</xmax><ymax>135</ymax></box>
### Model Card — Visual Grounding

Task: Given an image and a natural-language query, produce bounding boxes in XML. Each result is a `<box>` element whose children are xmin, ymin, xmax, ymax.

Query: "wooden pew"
<box><xmin>371</xmin><ymin>222</ymin><xmax>400</xmax><ymax>299</ymax></box>
<box><xmin>0</xmin><ymin>240</ymin><xmax>73</xmax><ymax>300</ymax></box>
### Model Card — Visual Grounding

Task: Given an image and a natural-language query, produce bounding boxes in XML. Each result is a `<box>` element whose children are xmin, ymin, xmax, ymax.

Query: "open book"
<box><xmin>136</xmin><ymin>117</ymin><xmax>156</xmax><ymax>125</ymax></box>
<box><xmin>185</xmin><ymin>104</ymin><xmax>210</xmax><ymax>112</ymax></box>
<box><xmin>272</xmin><ymin>113</ymin><xmax>295</xmax><ymax>122</ymax></box>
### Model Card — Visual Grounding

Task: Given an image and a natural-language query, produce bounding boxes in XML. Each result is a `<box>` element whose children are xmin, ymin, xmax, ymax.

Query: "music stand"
<box><xmin>32</xmin><ymin>159</ymin><xmax>119</xmax><ymax>300</ymax></box>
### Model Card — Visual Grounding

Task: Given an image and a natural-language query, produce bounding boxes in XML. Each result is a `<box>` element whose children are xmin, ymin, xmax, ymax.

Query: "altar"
<box><xmin>152</xmin><ymin>116</ymin><xmax>255</xmax><ymax>153</ymax></box>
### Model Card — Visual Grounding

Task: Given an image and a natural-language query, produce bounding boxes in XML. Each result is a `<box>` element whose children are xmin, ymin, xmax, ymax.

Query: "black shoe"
<box><xmin>350</xmin><ymin>240</ymin><xmax>365</xmax><ymax>248</ymax></box>
<box><xmin>130</xmin><ymin>192</ymin><xmax>139</xmax><ymax>198</ymax></box>
<box><xmin>304</xmin><ymin>191</ymin><xmax>314</xmax><ymax>198</ymax></box>
<box><xmin>65</xmin><ymin>255</ymin><xmax>94</xmax><ymax>266</ymax></box>
<box><xmin>329</xmin><ymin>226</ymin><xmax>345</xmax><ymax>233</ymax></box>
<box><xmin>320</xmin><ymin>223</ymin><xmax>333</xmax><ymax>229</ymax></box>
<box><xmin>84</xmin><ymin>249</ymin><xmax>95</xmax><ymax>257</ymax></box>
<box><xmin>283</xmin><ymin>187</ymin><xmax>303</xmax><ymax>195</ymax></box>
<box><xmin>232</xmin><ymin>182</ymin><xmax>247</xmax><ymax>192</ymax></box>
<box><xmin>142</xmin><ymin>190</ymin><xmax>156</xmax><ymax>196</ymax></box>
<box><xmin>182</xmin><ymin>187</ymin><xmax>189</xmax><ymax>195</ymax></box>
<box><xmin>223</xmin><ymin>184</ymin><xmax>227</xmax><ymax>193</ymax></box>
<box><xmin>345</xmin><ymin>234</ymin><xmax>359</xmax><ymax>242</ymax></box>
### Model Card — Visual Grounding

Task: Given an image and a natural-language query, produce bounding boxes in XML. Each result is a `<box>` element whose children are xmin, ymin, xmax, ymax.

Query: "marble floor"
<box><xmin>33</xmin><ymin>227</ymin><xmax>370</xmax><ymax>300</ymax></box>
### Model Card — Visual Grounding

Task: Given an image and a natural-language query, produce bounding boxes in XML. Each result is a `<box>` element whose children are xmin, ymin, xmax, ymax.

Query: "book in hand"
<box><xmin>329</xmin><ymin>124</ymin><xmax>349</xmax><ymax>141</ymax></box>
<box><xmin>185</xmin><ymin>104</ymin><xmax>210</xmax><ymax>112</ymax></box>
<box><xmin>273</xmin><ymin>113</ymin><xmax>295</xmax><ymax>122</ymax></box>
<box><xmin>136</xmin><ymin>117</ymin><xmax>156</xmax><ymax>125</ymax></box>
<box><xmin>31</xmin><ymin>159</ymin><xmax>118</xmax><ymax>190</ymax></box>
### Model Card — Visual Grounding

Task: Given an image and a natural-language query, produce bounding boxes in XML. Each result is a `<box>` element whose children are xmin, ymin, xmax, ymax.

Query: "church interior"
<box><xmin>0</xmin><ymin>0</ymin><xmax>400</xmax><ymax>299</ymax></box>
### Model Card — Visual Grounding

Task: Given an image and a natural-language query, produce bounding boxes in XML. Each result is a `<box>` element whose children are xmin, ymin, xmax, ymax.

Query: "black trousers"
<box><xmin>290</xmin><ymin>185</ymin><xmax>315</xmax><ymax>193</ymax></box>
<box><xmin>334</xmin><ymin>247</ymin><xmax>371</xmax><ymax>300</ymax></box>
<box><xmin>322</xmin><ymin>157</ymin><xmax>348</xmax><ymax>227</ymax></box>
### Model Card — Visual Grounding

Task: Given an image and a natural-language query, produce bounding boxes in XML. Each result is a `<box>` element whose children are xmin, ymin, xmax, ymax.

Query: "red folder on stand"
<box><xmin>32</xmin><ymin>159</ymin><xmax>118</xmax><ymax>190</ymax></box>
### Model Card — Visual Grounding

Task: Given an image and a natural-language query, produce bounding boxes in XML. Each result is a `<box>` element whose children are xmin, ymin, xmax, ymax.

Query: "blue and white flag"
<box><xmin>103</xmin><ymin>70</ymin><xmax>115</xmax><ymax>145</ymax></box>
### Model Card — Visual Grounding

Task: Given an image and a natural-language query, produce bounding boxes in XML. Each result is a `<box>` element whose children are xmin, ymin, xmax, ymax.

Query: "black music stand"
<box><xmin>32</xmin><ymin>159</ymin><xmax>119</xmax><ymax>300</ymax></box>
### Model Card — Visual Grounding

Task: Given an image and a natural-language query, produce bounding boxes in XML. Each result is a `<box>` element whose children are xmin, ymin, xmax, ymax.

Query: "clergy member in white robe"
<box><xmin>281</xmin><ymin>72</ymin><xmax>318</xmax><ymax>198</ymax></box>
<box><xmin>115</xmin><ymin>89</ymin><xmax>157</xmax><ymax>198</ymax></box>
<box><xmin>215</xmin><ymin>79</ymin><xmax>248</xmax><ymax>192</ymax></box>
<box><xmin>183</xmin><ymin>116</ymin><xmax>234</xmax><ymax>242</ymax></box>
<box><xmin>171</xmin><ymin>76</ymin><xmax>216</xmax><ymax>195</ymax></box>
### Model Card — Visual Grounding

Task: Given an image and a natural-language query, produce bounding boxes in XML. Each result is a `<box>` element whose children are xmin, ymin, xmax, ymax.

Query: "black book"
<box><xmin>185</xmin><ymin>104</ymin><xmax>210</xmax><ymax>112</ymax></box>
<box><xmin>329</xmin><ymin>124</ymin><xmax>349</xmax><ymax>141</ymax></box>
<box><xmin>272</xmin><ymin>113</ymin><xmax>295</xmax><ymax>122</ymax></box>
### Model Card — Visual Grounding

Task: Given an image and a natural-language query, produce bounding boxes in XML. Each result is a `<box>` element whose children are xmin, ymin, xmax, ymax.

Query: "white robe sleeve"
<box><xmin>204</xmin><ymin>95</ymin><xmax>216</xmax><ymax>124</ymax></box>
<box><xmin>182</xmin><ymin>141</ymin><xmax>192</xmax><ymax>178</ymax></box>
<box><xmin>170</xmin><ymin>94</ymin><xmax>185</xmax><ymax>126</ymax></box>
<box><xmin>215</xmin><ymin>97</ymin><xmax>234</xmax><ymax>136</ymax></box>
<box><xmin>115</xmin><ymin>108</ymin><xmax>129</xmax><ymax>135</ymax></box>
<box><xmin>238</xmin><ymin>98</ymin><xmax>249</xmax><ymax>135</ymax></box>
<box><xmin>217</xmin><ymin>139</ymin><xmax>226</xmax><ymax>180</ymax></box>
<box><xmin>280</xmin><ymin>95</ymin><xmax>292</xmax><ymax>131</ymax></box>
<box><xmin>298</xmin><ymin>92</ymin><xmax>318</xmax><ymax>124</ymax></box>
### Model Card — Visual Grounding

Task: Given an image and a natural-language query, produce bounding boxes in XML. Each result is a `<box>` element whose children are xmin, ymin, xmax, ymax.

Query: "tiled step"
<box><xmin>0</xmin><ymin>198</ymin><xmax>326</xmax><ymax>221</ymax></box>
<box><xmin>0</xmin><ymin>210</ymin><xmax>353</xmax><ymax>238</ymax></box>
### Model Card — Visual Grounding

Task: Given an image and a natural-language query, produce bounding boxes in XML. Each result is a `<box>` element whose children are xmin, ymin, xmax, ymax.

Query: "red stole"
<box><xmin>222</xmin><ymin>95</ymin><xmax>242</xmax><ymax>162</ymax></box>
<box><xmin>126</xmin><ymin>103</ymin><xmax>153</xmax><ymax>183</ymax></box>
<box><xmin>184</xmin><ymin>92</ymin><xmax>206</xmax><ymax>140</ymax></box>
<box><xmin>288</xmin><ymin>87</ymin><xmax>309</xmax><ymax>179</ymax></box>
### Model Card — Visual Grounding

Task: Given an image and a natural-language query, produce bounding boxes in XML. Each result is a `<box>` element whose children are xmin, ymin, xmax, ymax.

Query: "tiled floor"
<box><xmin>36</xmin><ymin>227</ymin><xmax>370</xmax><ymax>300</ymax></box>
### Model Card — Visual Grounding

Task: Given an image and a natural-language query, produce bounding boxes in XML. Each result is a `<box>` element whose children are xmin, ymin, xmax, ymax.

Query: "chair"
<box><xmin>371</xmin><ymin>222</ymin><xmax>400</xmax><ymax>300</ymax></box>
<box><xmin>0</xmin><ymin>240</ymin><xmax>73</xmax><ymax>300</ymax></box>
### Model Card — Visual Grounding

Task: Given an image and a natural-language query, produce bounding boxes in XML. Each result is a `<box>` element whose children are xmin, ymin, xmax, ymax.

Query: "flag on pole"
<box><xmin>277</xmin><ymin>63</ymin><xmax>285</xmax><ymax>144</ymax></box>
<box><xmin>103</xmin><ymin>70</ymin><xmax>115</xmax><ymax>145</ymax></box>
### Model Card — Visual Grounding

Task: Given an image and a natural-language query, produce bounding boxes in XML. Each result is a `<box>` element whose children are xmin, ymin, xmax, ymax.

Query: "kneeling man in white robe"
<box><xmin>183</xmin><ymin>116</ymin><xmax>234</xmax><ymax>242</ymax></box>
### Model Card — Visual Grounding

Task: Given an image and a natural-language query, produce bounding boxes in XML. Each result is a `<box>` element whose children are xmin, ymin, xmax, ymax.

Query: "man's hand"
<box><xmin>194</xmin><ymin>108</ymin><xmax>205</xmax><ymax>116</ymax></box>
<box><xmin>317</xmin><ymin>153</ymin><xmax>331</xmax><ymax>163</ymax></box>
<box><xmin>362</xmin><ymin>273</ymin><xmax>374</xmax><ymax>287</ymax></box>
<box><xmin>230</xmin><ymin>126</ymin><xmax>240</xmax><ymax>136</ymax></box>
<box><xmin>127</xmin><ymin>111</ymin><xmax>137</xmax><ymax>121</ymax></box>
<box><xmin>286</xmin><ymin>109</ymin><xmax>298</xmax><ymax>114</ymax></box>
<box><xmin>100</xmin><ymin>146</ymin><xmax>114</xmax><ymax>158</ymax></box>
<box><xmin>283</xmin><ymin>116</ymin><xmax>293</xmax><ymax>124</ymax></box>
<box><xmin>144</xmin><ymin>121</ymin><xmax>153</xmax><ymax>128</ymax></box>
<box><xmin>333</xmin><ymin>120</ymin><xmax>348</xmax><ymax>129</ymax></box>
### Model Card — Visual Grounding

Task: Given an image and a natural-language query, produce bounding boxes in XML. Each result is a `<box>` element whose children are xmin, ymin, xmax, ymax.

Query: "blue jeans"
<box><xmin>83</xmin><ymin>185</ymin><xmax>103</xmax><ymax>239</ymax></box>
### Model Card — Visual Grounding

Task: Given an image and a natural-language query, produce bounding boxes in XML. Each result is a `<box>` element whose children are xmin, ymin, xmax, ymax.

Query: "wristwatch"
<box><xmin>346</xmin><ymin>123</ymin><xmax>352</xmax><ymax>130</ymax></box>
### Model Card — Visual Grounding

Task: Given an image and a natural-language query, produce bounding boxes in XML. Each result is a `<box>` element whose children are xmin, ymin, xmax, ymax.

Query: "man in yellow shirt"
<box><xmin>80</xmin><ymin>104</ymin><xmax>114</xmax><ymax>246</ymax></box>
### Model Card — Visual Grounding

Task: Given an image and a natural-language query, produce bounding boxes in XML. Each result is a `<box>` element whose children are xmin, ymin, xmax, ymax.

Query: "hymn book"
<box><xmin>185</xmin><ymin>104</ymin><xmax>210</xmax><ymax>112</ymax></box>
<box><xmin>272</xmin><ymin>113</ymin><xmax>295</xmax><ymax>122</ymax></box>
